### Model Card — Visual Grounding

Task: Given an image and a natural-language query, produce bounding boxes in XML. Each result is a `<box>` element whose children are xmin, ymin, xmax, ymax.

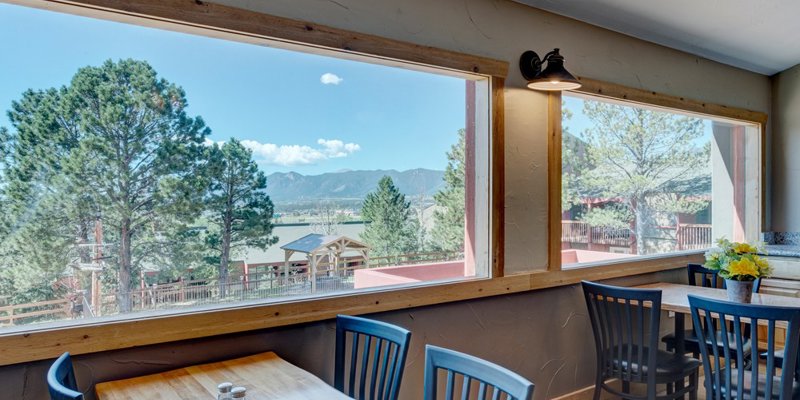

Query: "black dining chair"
<box><xmin>662</xmin><ymin>263</ymin><xmax>760</xmax><ymax>367</ymax></box>
<box><xmin>689</xmin><ymin>294</ymin><xmax>800</xmax><ymax>399</ymax></box>
<box><xmin>334</xmin><ymin>315</ymin><xmax>411</xmax><ymax>400</ymax></box>
<box><xmin>47</xmin><ymin>352</ymin><xmax>83</xmax><ymax>400</ymax></box>
<box><xmin>582</xmin><ymin>280</ymin><xmax>700</xmax><ymax>400</ymax></box>
<box><xmin>423</xmin><ymin>344</ymin><xmax>534</xmax><ymax>400</ymax></box>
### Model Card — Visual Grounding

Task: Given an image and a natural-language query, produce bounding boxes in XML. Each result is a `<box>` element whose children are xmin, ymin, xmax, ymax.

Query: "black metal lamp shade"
<box><xmin>519</xmin><ymin>48</ymin><xmax>581</xmax><ymax>91</ymax></box>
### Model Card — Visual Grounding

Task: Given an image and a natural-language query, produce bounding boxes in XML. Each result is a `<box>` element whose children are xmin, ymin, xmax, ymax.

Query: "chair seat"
<box><xmin>662</xmin><ymin>330</ymin><xmax>753</xmax><ymax>356</ymax></box>
<box><xmin>606</xmin><ymin>347</ymin><xmax>701</xmax><ymax>382</ymax></box>
<box><xmin>711</xmin><ymin>368</ymin><xmax>800</xmax><ymax>399</ymax></box>
<box><xmin>759</xmin><ymin>348</ymin><xmax>786</xmax><ymax>367</ymax></box>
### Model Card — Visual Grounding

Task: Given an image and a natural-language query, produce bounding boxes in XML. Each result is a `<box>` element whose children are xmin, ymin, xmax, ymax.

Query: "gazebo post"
<box><xmin>310</xmin><ymin>253</ymin><xmax>318</xmax><ymax>293</ymax></box>
<box><xmin>280</xmin><ymin>233</ymin><xmax>372</xmax><ymax>294</ymax></box>
<box><xmin>284</xmin><ymin>250</ymin><xmax>293</xmax><ymax>283</ymax></box>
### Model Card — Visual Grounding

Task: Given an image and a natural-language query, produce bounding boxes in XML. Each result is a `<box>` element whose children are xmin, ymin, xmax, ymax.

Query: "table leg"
<box><xmin>674</xmin><ymin>312</ymin><xmax>686</xmax><ymax>398</ymax></box>
<box><xmin>675</xmin><ymin>312</ymin><xmax>686</xmax><ymax>355</ymax></box>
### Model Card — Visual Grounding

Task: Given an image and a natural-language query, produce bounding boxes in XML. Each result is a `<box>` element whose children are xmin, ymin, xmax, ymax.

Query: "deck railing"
<box><xmin>561</xmin><ymin>221</ymin><xmax>631</xmax><ymax>247</ymax></box>
<box><xmin>561</xmin><ymin>221</ymin><xmax>589</xmax><ymax>243</ymax></box>
<box><xmin>0</xmin><ymin>298</ymin><xmax>73</xmax><ymax>326</ymax></box>
<box><xmin>99</xmin><ymin>250</ymin><xmax>463</xmax><ymax>314</ymax></box>
<box><xmin>589</xmin><ymin>226</ymin><xmax>631</xmax><ymax>246</ymax></box>
<box><xmin>368</xmin><ymin>251</ymin><xmax>463</xmax><ymax>268</ymax></box>
<box><xmin>1</xmin><ymin>250</ymin><xmax>464</xmax><ymax>325</ymax></box>
<box><xmin>561</xmin><ymin>220</ymin><xmax>712</xmax><ymax>250</ymax></box>
<box><xmin>676</xmin><ymin>223</ymin><xmax>713</xmax><ymax>250</ymax></box>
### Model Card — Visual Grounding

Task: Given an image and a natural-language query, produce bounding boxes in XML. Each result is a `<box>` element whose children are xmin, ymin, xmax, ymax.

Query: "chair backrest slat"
<box><xmin>423</xmin><ymin>345</ymin><xmax>534</xmax><ymax>400</ymax></box>
<box><xmin>47</xmin><ymin>352</ymin><xmax>83</xmax><ymax>400</ymax></box>
<box><xmin>689</xmin><ymin>295</ymin><xmax>800</xmax><ymax>400</ymax></box>
<box><xmin>335</xmin><ymin>315</ymin><xmax>411</xmax><ymax>400</ymax></box>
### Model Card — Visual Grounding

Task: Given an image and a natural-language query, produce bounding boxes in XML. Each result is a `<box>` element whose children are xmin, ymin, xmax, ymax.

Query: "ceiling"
<box><xmin>513</xmin><ymin>0</ymin><xmax>800</xmax><ymax>75</ymax></box>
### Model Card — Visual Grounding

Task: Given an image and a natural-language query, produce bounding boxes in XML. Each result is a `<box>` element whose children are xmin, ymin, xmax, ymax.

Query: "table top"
<box><xmin>95</xmin><ymin>351</ymin><xmax>352</xmax><ymax>399</ymax></box>
<box><xmin>635</xmin><ymin>282</ymin><xmax>800</xmax><ymax>314</ymax></box>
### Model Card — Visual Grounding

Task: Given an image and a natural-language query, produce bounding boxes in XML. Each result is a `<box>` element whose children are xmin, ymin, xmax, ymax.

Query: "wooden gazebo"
<box><xmin>280</xmin><ymin>234</ymin><xmax>370</xmax><ymax>292</ymax></box>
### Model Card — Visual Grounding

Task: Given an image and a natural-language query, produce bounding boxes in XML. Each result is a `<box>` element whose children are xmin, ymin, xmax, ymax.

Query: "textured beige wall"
<box><xmin>206</xmin><ymin>0</ymin><xmax>770</xmax><ymax>272</ymax></box>
<box><xmin>0</xmin><ymin>1</ymin><xmax>773</xmax><ymax>399</ymax></box>
<box><xmin>771</xmin><ymin>64</ymin><xmax>800</xmax><ymax>232</ymax></box>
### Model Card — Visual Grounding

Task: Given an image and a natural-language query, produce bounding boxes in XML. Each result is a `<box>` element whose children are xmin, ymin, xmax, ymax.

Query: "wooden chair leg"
<box><xmin>592</xmin><ymin>379</ymin><xmax>603</xmax><ymax>400</ymax></box>
<box><xmin>592</xmin><ymin>375</ymin><xmax>603</xmax><ymax>400</ymax></box>
<box><xmin>675</xmin><ymin>375</ymin><xmax>685</xmax><ymax>398</ymax></box>
<box><xmin>592</xmin><ymin>387</ymin><xmax>601</xmax><ymax>400</ymax></box>
<box><xmin>646</xmin><ymin>380</ymin><xmax>657</xmax><ymax>400</ymax></box>
<box><xmin>689</xmin><ymin>371</ymin><xmax>698</xmax><ymax>400</ymax></box>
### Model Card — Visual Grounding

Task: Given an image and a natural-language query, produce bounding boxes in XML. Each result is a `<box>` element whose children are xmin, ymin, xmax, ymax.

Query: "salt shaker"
<box><xmin>231</xmin><ymin>386</ymin><xmax>247</xmax><ymax>399</ymax></box>
<box><xmin>217</xmin><ymin>382</ymin><xmax>233</xmax><ymax>400</ymax></box>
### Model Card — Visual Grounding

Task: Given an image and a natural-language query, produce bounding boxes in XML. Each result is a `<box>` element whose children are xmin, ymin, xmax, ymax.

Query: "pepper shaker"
<box><xmin>231</xmin><ymin>386</ymin><xmax>247</xmax><ymax>399</ymax></box>
<box><xmin>217</xmin><ymin>382</ymin><xmax>233</xmax><ymax>400</ymax></box>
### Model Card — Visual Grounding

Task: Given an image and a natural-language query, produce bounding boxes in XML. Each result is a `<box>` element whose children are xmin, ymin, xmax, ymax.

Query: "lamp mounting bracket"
<box><xmin>519</xmin><ymin>49</ymin><xmax>561</xmax><ymax>80</ymax></box>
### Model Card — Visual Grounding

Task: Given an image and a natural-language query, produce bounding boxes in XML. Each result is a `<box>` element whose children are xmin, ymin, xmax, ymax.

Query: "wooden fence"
<box><xmin>368</xmin><ymin>251</ymin><xmax>463</xmax><ymax>268</ymax></box>
<box><xmin>0</xmin><ymin>298</ymin><xmax>73</xmax><ymax>326</ymax></box>
<box><xmin>561</xmin><ymin>221</ymin><xmax>712</xmax><ymax>250</ymax></box>
<box><xmin>98</xmin><ymin>250</ymin><xmax>462</xmax><ymax>314</ymax></box>
<box><xmin>1</xmin><ymin>250</ymin><xmax>464</xmax><ymax>325</ymax></box>
<box><xmin>676</xmin><ymin>223</ymin><xmax>714</xmax><ymax>250</ymax></box>
<box><xmin>561</xmin><ymin>221</ymin><xmax>631</xmax><ymax>247</ymax></box>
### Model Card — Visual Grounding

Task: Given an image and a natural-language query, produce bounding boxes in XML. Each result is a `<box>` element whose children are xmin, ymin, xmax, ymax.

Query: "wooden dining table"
<box><xmin>634</xmin><ymin>282</ymin><xmax>800</xmax><ymax>354</ymax></box>
<box><xmin>632</xmin><ymin>282</ymin><xmax>800</xmax><ymax>394</ymax></box>
<box><xmin>95</xmin><ymin>351</ymin><xmax>352</xmax><ymax>399</ymax></box>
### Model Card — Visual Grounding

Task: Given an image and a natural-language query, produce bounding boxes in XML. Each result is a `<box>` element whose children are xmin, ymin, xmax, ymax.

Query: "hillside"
<box><xmin>266</xmin><ymin>168</ymin><xmax>445</xmax><ymax>203</ymax></box>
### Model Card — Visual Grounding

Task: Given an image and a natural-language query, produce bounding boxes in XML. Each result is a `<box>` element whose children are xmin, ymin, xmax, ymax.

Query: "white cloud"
<box><xmin>241</xmin><ymin>138</ymin><xmax>360</xmax><ymax>166</ymax></box>
<box><xmin>317</xmin><ymin>139</ymin><xmax>362</xmax><ymax>158</ymax></box>
<box><xmin>320</xmin><ymin>73</ymin><xmax>344</xmax><ymax>85</ymax></box>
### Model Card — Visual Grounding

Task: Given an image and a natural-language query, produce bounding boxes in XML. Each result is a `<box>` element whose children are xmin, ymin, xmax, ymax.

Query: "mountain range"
<box><xmin>266</xmin><ymin>169</ymin><xmax>445</xmax><ymax>203</ymax></box>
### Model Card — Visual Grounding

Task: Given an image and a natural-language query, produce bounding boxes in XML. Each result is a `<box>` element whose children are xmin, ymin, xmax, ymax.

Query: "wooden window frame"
<box><xmin>0</xmin><ymin>1</ymin><xmax>752</xmax><ymax>366</ymax></box>
<box><xmin>0</xmin><ymin>0</ymin><xmax>509</xmax><ymax>365</ymax></box>
<box><xmin>548</xmin><ymin>77</ymin><xmax>768</xmax><ymax>271</ymax></box>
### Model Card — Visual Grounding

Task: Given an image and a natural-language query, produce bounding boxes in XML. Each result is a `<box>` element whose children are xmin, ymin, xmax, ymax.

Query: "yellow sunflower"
<box><xmin>727</xmin><ymin>258</ymin><xmax>759</xmax><ymax>278</ymax></box>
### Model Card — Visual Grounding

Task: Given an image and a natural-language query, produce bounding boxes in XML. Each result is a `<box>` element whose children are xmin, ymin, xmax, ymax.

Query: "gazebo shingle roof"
<box><xmin>279</xmin><ymin>233</ymin><xmax>369</xmax><ymax>254</ymax></box>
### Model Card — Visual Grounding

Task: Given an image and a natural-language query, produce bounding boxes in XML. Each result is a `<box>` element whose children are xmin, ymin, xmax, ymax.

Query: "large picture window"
<box><xmin>560</xmin><ymin>93</ymin><xmax>761</xmax><ymax>268</ymax></box>
<box><xmin>0</xmin><ymin>2</ymin><xmax>492</xmax><ymax>329</ymax></box>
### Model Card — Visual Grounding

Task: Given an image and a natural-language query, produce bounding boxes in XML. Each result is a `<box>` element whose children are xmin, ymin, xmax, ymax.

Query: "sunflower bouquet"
<box><xmin>704</xmin><ymin>239</ymin><xmax>771</xmax><ymax>281</ymax></box>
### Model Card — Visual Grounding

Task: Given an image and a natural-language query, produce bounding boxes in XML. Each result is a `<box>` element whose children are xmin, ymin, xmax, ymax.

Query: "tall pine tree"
<box><xmin>431</xmin><ymin>129</ymin><xmax>466</xmax><ymax>253</ymax></box>
<box><xmin>1</xmin><ymin>88</ymin><xmax>96</xmax><ymax>304</ymax></box>
<box><xmin>204</xmin><ymin>139</ymin><xmax>278</xmax><ymax>294</ymax></box>
<box><xmin>2</xmin><ymin>59</ymin><xmax>210</xmax><ymax>311</ymax></box>
<box><xmin>580</xmin><ymin>100</ymin><xmax>707</xmax><ymax>255</ymax></box>
<box><xmin>360</xmin><ymin>176</ymin><xmax>418</xmax><ymax>258</ymax></box>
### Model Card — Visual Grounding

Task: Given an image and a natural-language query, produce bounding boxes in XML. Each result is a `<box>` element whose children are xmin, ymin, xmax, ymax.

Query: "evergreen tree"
<box><xmin>561</xmin><ymin>107</ymin><xmax>594</xmax><ymax>212</ymax></box>
<box><xmin>204</xmin><ymin>139</ymin><xmax>278</xmax><ymax>294</ymax></box>
<box><xmin>580</xmin><ymin>100</ymin><xmax>708</xmax><ymax>254</ymax></box>
<box><xmin>431</xmin><ymin>129</ymin><xmax>465</xmax><ymax>252</ymax></box>
<box><xmin>0</xmin><ymin>88</ymin><xmax>96</xmax><ymax>303</ymax></box>
<box><xmin>3</xmin><ymin>59</ymin><xmax>210</xmax><ymax>311</ymax></box>
<box><xmin>360</xmin><ymin>176</ymin><xmax>417</xmax><ymax>257</ymax></box>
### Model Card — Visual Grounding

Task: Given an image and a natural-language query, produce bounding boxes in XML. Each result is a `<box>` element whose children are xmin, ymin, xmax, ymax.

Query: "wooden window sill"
<box><xmin>0</xmin><ymin>252</ymin><xmax>703</xmax><ymax>366</ymax></box>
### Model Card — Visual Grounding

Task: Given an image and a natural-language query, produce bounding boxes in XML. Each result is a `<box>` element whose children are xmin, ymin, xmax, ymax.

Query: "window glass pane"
<box><xmin>561</xmin><ymin>93</ymin><xmax>759</xmax><ymax>268</ymax></box>
<box><xmin>0</xmin><ymin>3</ymin><xmax>490</xmax><ymax>328</ymax></box>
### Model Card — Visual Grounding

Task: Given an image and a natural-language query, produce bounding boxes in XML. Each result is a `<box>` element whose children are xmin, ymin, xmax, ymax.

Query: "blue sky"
<box><xmin>0</xmin><ymin>3</ymin><xmax>466</xmax><ymax>175</ymax></box>
<box><xmin>562</xmin><ymin>95</ymin><xmax>713</xmax><ymax>145</ymax></box>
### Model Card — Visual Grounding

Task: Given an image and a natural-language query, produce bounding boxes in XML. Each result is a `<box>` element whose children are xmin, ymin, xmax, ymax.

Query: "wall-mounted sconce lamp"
<box><xmin>519</xmin><ymin>48</ymin><xmax>581</xmax><ymax>91</ymax></box>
